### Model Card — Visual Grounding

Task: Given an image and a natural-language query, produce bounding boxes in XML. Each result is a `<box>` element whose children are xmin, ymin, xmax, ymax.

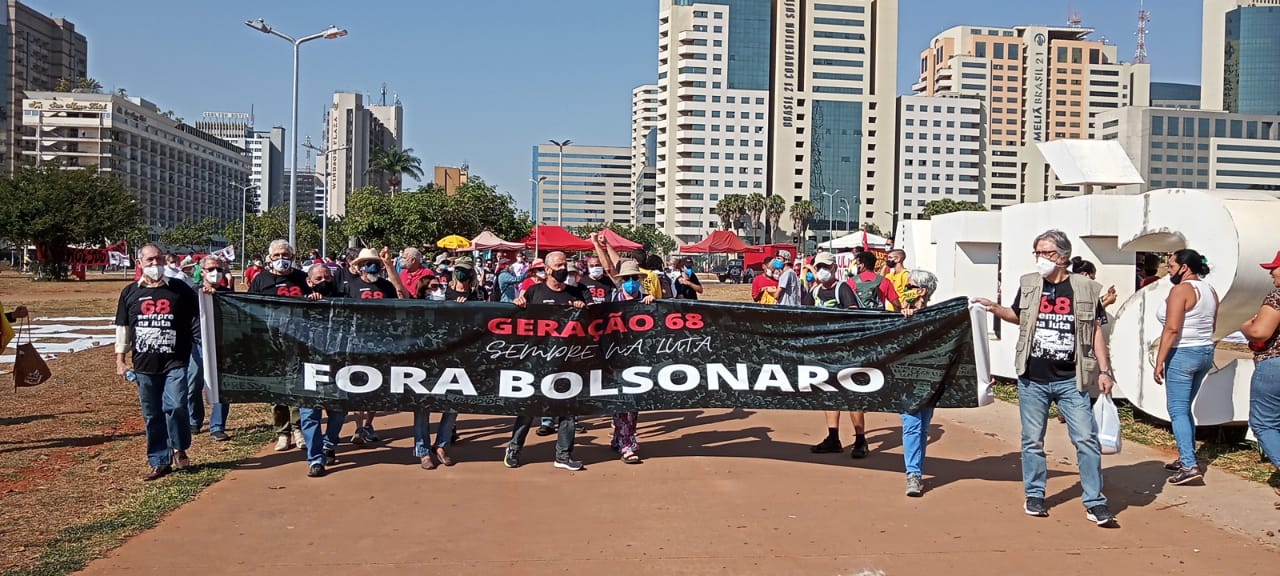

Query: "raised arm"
<box><xmin>381</xmin><ymin>246</ymin><xmax>409</xmax><ymax>299</ymax></box>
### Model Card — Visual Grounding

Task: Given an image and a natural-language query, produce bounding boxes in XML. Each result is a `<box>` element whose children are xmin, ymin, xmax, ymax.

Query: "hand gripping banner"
<box><xmin>201</xmin><ymin>293</ymin><xmax>990</xmax><ymax>416</ymax></box>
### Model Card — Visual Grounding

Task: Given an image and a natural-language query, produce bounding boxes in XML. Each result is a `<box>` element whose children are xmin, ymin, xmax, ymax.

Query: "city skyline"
<box><xmin>27</xmin><ymin>0</ymin><xmax>1202</xmax><ymax>213</ymax></box>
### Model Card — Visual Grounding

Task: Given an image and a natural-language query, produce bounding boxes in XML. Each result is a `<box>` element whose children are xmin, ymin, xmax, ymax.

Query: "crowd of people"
<box><xmin>100</xmin><ymin>228</ymin><xmax>1280</xmax><ymax>529</ymax></box>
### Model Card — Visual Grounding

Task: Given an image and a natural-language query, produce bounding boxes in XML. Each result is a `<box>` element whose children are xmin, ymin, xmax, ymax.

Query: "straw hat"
<box><xmin>352</xmin><ymin>248</ymin><xmax>381</xmax><ymax>266</ymax></box>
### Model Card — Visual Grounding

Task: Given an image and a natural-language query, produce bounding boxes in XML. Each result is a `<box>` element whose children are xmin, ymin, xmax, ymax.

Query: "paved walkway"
<box><xmin>79</xmin><ymin>403</ymin><xmax>1279</xmax><ymax>575</ymax></box>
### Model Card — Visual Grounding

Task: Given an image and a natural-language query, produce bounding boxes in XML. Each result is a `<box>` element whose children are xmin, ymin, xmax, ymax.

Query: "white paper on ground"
<box><xmin>34</xmin><ymin>316</ymin><xmax>113</xmax><ymax>322</ymax></box>
<box><xmin>968</xmin><ymin>302</ymin><xmax>995</xmax><ymax>407</ymax></box>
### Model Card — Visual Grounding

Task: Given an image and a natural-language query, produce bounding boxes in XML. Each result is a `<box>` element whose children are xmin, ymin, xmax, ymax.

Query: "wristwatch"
<box><xmin>1099</xmin><ymin>369</ymin><xmax>1115</xmax><ymax>377</ymax></box>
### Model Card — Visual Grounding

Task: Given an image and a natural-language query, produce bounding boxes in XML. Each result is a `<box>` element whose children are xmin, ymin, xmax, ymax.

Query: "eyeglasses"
<box><xmin>1033</xmin><ymin>250</ymin><xmax>1058</xmax><ymax>258</ymax></box>
<box><xmin>907</xmin><ymin>284</ymin><xmax>921</xmax><ymax>290</ymax></box>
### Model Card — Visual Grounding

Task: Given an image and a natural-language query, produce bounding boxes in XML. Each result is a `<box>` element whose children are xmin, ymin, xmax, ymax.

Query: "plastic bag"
<box><xmin>1093</xmin><ymin>395</ymin><xmax>1123</xmax><ymax>455</ymax></box>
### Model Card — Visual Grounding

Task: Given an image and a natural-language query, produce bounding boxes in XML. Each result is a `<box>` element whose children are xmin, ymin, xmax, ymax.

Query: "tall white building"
<box><xmin>914</xmin><ymin>25</ymin><xmax>1150</xmax><ymax>208</ymax></box>
<box><xmin>649</xmin><ymin>0</ymin><xmax>897</xmax><ymax>245</ymax></box>
<box><xmin>195</xmin><ymin>113</ymin><xmax>285</xmax><ymax>214</ymax></box>
<box><xmin>894</xmin><ymin>94</ymin><xmax>983</xmax><ymax>221</ymax></box>
<box><xmin>322</xmin><ymin>91</ymin><xmax>404</xmax><ymax>217</ymax></box>
<box><xmin>21</xmin><ymin>92</ymin><xmax>250</xmax><ymax>231</ymax></box>
<box><xmin>631</xmin><ymin>84</ymin><xmax>660</xmax><ymax>226</ymax></box>
<box><xmin>531</xmin><ymin>143</ymin><xmax>632</xmax><ymax>227</ymax></box>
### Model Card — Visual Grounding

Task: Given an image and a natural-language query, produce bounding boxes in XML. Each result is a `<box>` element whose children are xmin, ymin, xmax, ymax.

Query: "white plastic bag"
<box><xmin>1093</xmin><ymin>395</ymin><xmax>1123</xmax><ymax>455</ymax></box>
<box><xmin>968</xmin><ymin>303</ymin><xmax>995</xmax><ymax>407</ymax></box>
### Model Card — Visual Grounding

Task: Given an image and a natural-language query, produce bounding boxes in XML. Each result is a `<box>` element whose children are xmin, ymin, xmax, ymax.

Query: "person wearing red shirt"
<box><xmin>751</xmin><ymin>263</ymin><xmax>781</xmax><ymax>303</ymax></box>
<box><xmin>398</xmin><ymin>247</ymin><xmax>433</xmax><ymax>292</ymax></box>
<box><xmin>517</xmin><ymin>259</ymin><xmax>546</xmax><ymax>297</ymax></box>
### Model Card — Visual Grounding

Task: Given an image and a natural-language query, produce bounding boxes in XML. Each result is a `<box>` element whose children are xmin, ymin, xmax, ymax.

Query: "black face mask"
<box><xmin>454</xmin><ymin>268</ymin><xmax>472</xmax><ymax>282</ymax></box>
<box><xmin>311</xmin><ymin>281</ymin><xmax>333</xmax><ymax>295</ymax></box>
<box><xmin>1169</xmin><ymin>266</ymin><xmax>1184</xmax><ymax>285</ymax></box>
<box><xmin>550</xmin><ymin>268</ymin><xmax>570</xmax><ymax>283</ymax></box>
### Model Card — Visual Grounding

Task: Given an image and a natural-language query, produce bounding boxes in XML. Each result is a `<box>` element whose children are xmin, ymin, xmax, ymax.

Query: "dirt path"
<box><xmin>76</xmin><ymin>408</ymin><xmax>1278</xmax><ymax>575</ymax></box>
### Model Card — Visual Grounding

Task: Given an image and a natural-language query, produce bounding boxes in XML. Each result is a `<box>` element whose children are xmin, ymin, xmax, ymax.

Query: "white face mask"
<box><xmin>534</xmin><ymin>270</ymin><xmax>547</xmax><ymax>280</ymax></box>
<box><xmin>1035</xmin><ymin>257</ymin><xmax>1058</xmax><ymax>278</ymax></box>
<box><xmin>428</xmin><ymin>288</ymin><xmax>445</xmax><ymax>301</ymax></box>
<box><xmin>589</xmin><ymin>266</ymin><xmax>604</xmax><ymax>279</ymax></box>
<box><xmin>207</xmin><ymin>271</ymin><xmax>222</xmax><ymax>284</ymax></box>
<box><xmin>816</xmin><ymin>268</ymin><xmax>833</xmax><ymax>283</ymax></box>
<box><xmin>667</xmin><ymin>270</ymin><xmax>681</xmax><ymax>280</ymax></box>
<box><xmin>142</xmin><ymin>265</ymin><xmax>164</xmax><ymax>281</ymax></box>
<box><xmin>271</xmin><ymin>258</ymin><xmax>293</xmax><ymax>272</ymax></box>
<box><xmin>566</xmin><ymin>275</ymin><xmax>579</xmax><ymax>287</ymax></box>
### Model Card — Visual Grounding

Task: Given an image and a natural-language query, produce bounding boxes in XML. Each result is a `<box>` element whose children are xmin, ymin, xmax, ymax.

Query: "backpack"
<box><xmin>811</xmin><ymin>284</ymin><xmax>849</xmax><ymax>308</ymax></box>
<box><xmin>850</xmin><ymin>274</ymin><xmax>886</xmax><ymax>310</ymax></box>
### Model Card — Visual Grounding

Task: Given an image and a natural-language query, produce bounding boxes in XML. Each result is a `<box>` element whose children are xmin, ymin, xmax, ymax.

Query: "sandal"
<box><xmin>434</xmin><ymin>447</ymin><xmax>454</xmax><ymax>467</ymax></box>
<box><xmin>621</xmin><ymin>451</ymin><xmax>642</xmax><ymax>464</ymax></box>
<box><xmin>420</xmin><ymin>455</ymin><xmax>437</xmax><ymax>470</ymax></box>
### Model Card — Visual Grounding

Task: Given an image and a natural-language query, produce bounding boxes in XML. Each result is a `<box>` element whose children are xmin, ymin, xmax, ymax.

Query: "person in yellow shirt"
<box><xmin>882</xmin><ymin>249</ymin><xmax>913</xmax><ymax>312</ymax></box>
<box><xmin>1</xmin><ymin>303</ymin><xmax>29</xmax><ymax>351</ymax></box>
<box><xmin>641</xmin><ymin>255</ymin><xmax>665</xmax><ymax>299</ymax></box>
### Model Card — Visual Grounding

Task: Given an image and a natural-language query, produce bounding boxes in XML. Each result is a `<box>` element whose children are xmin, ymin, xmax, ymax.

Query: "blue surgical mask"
<box><xmin>772</xmin><ymin>259</ymin><xmax>784</xmax><ymax>270</ymax></box>
<box><xmin>805</xmin><ymin>272</ymin><xmax>815</xmax><ymax>283</ymax></box>
<box><xmin>622</xmin><ymin>279</ymin><xmax>641</xmax><ymax>296</ymax></box>
<box><xmin>362</xmin><ymin>263</ymin><xmax>382</xmax><ymax>275</ymax></box>
<box><xmin>684</xmin><ymin>267</ymin><xmax>694</xmax><ymax>276</ymax></box>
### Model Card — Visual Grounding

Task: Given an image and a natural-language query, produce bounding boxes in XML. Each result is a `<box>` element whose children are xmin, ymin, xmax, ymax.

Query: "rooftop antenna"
<box><xmin>380</xmin><ymin>82</ymin><xmax>387</xmax><ymax>106</ymax></box>
<box><xmin>1068</xmin><ymin>1</ymin><xmax>1082</xmax><ymax>27</ymax></box>
<box><xmin>1135</xmin><ymin>0</ymin><xmax>1151</xmax><ymax>64</ymax></box>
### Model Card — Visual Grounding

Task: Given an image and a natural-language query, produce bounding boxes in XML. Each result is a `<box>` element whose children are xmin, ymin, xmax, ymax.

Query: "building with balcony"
<box><xmin>3</xmin><ymin>1</ymin><xmax>87</xmax><ymax>173</ymax></box>
<box><xmin>531</xmin><ymin>143</ymin><xmax>632</xmax><ymax>227</ymax></box>
<box><xmin>196</xmin><ymin>112</ymin><xmax>285</xmax><ymax>214</ymax></box>
<box><xmin>21</xmin><ymin>92</ymin><xmax>250</xmax><ymax>231</ymax></box>
<box><xmin>321</xmin><ymin>91</ymin><xmax>404</xmax><ymax>217</ymax></box>
<box><xmin>631</xmin><ymin>84</ymin><xmax>659</xmax><ymax>226</ymax></box>
<box><xmin>914</xmin><ymin>24</ymin><xmax>1150</xmax><ymax>208</ymax></box>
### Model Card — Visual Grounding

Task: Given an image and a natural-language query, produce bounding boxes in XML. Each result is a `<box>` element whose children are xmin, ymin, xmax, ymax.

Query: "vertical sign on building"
<box><xmin>1025</xmin><ymin>28</ymin><xmax>1048</xmax><ymax>143</ymax></box>
<box><xmin>780</xmin><ymin>0</ymin><xmax>799</xmax><ymax>128</ymax></box>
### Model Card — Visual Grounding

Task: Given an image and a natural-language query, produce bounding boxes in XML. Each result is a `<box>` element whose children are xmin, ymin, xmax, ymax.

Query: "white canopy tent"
<box><xmin>821</xmin><ymin>230</ymin><xmax>891</xmax><ymax>250</ymax></box>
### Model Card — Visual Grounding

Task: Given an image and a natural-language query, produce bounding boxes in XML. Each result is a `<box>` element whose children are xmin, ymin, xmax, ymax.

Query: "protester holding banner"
<box><xmin>606</xmin><ymin>259</ymin><xmax>657</xmax><ymax>464</ymax></box>
<box><xmin>507</xmin><ymin>251</ymin><xmax>586</xmax><ymax>471</ymax></box>
<box><xmin>580</xmin><ymin>254</ymin><xmax>615</xmax><ymax>305</ymax></box>
<box><xmin>248</xmin><ymin>240</ymin><xmax>309</xmax><ymax>453</ymax></box>
<box><xmin>115</xmin><ymin>245</ymin><xmax>199</xmax><ymax>481</ymax></box>
<box><xmin>194</xmin><ymin>256</ymin><xmax>233</xmax><ymax>441</ymax></box>
<box><xmin>807</xmin><ymin>251</ymin><xmax>866</xmax><ymax>457</ymax></box>
<box><xmin>898</xmin><ymin>269</ymin><xmax>939</xmax><ymax>497</ymax></box>
<box><xmin>414</xmin><ymin>255</ymin><xmax>479</xmax><ymax>468</ymax></box>
<box><xmin>973</xmin><ymin>229</ymin><xmax>1118</xmax><ymax>527</ymax></box>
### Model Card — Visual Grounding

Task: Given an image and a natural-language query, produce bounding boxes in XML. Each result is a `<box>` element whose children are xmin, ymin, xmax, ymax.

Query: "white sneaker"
<box><xmin>273</xmin><ymin>434</ymin><xmax>290</xmax><ymax>452</ymax></box>
<box><xmin>292</xmin><ymin>430</ymin><xmax>306</xmax><ymax>450</ymax></box>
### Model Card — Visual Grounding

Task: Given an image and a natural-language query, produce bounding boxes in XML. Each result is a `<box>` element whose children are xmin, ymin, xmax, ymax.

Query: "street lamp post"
<box><xmin>239</xmin><ymin>183</ymin><xmax>257</xmax><ymax>274</ymax></box>
<box><xmin>529</xmin><ymin>176</ymin><xmax>548</xmax><ymax>255</ymax></box>
<box><xmin>839</xmin><ymin>198</ymin><xmax>851</xmax><ymax>233</ymax></box>
<box><xmin>245</xmin><ymin>18</ymin><xmax>347</xmax><ymax>249</ymax></box>
<box><xmin>303</xmin><ymin>137</ymin><xmax>350</xmax><ymax>258</ymax></box>
<box><xmin>548</xmin><ymin>139</ymin><xmax>571</xmax><ymax>226</ymax></box>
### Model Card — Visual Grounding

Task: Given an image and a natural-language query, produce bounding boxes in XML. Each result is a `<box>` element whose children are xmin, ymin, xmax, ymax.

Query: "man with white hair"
<box><xmin>190</xmin><ymin>255</ymin><xmax>233</xmax><ymax>441</ymax></box>
<box><xmin>974</xmin><ymin>229</ymin><xmax>1117</xmax><ymax>526</ymax></box>
<box><xmin>248</xmin><ymin>239</ymin><xmax>310</xmax><ymax>453</ymax></box>
<box><xmin>398</xmin><ymin>247</ymin><xmax>433</xmax><ymax>293</ymax></box>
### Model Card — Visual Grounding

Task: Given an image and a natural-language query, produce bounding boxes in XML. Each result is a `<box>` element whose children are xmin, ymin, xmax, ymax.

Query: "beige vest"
<box><xmin>1012</xmin><ymin>272</ymin><xmax>1103</xmax><ymax>391</ymax></box>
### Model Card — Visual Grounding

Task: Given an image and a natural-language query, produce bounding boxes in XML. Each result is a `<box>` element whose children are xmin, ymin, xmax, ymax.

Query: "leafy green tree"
<box><xmin>341</xmin><ymin>177</ymin><xmax>532</xmax><ymax>250</ymax></box>
<box><xmin>223</xmin><ymin>207</ymin><xmax>344</xmax><ymax>262</ymax></box>
<box><xmin>789</xmin><ymin>199</ymin><xmax>817</xmax><ymax>244</ymax></box>
<box><xmin>367</xmin><ymin>147</ymin><xmax>425</xmax><ymax>192</ymax></box>
<box><xmin>0</xmin><ymin>163</ymin><xmax>140</xmax><ymax>280</ymax></box>
<box><xmin>921</xmin><ymin>199</ymin><xmax>988</xmax><ymax>219</ymax></box>
<box><xmin>159</xmin><ymin>216</ymin><xmax>221</xmax><ymax>252</ymax></box>
<box><xmin>573</xmin><ymin>222</ymin><xmax>676</xmax><ymax>256</ymax></box>
<box><xmin>860</xmin><ymin>221</ymin><xmax>887</xmax><ymax>238</ymax></box>
<box><xmin>55</xmin><ymin>77</ymin><xmax>103</xmax><ymax>93</ymax></box>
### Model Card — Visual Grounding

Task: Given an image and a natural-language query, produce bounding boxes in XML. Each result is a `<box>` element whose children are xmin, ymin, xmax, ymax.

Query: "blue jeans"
<box><xmin>135</xmin><ymin>368</ymin><xmax>191</xmax><ymax>468</ymax></box>
<box><xmin>512</xmin><ymin>415</ymin><xmax>575</xmax><ymax>460</ymax></box>
<box><xmin>209</xmin><ymin>403</ymin><xmax>230</xmax><ymax>434</ymax></box>
<box><xmin>1165</xmin><ymin>345</ymin><xmax>1214</xmax><ymax>469</ymax></box>
<box><xmin>412</xmin><ymin>410</ymin><xmax>459</xmax><ymax>457</ymax></box>
<box><xmin>1250</xmin><ymin>357</ymin><xmax>1280</xmax><ymax>469</ymax></box>
<box><xmin>900</xmin><ymin>406</ymin><xmax>936</xmax><ymax>476</ymax></box>
<box><xmin>1018</xmin><ymin>377</ymin><xmax>1107</xmax><ymax>509</ymax></box>
<box><xmin>299</xmin><ymin>407</ymin><xmax>347</xmax><ymax>466</ymax></box>
<box><xmin>186</xmin><ymin>344</ymin><xmax>205</xmax><ymax>430</ymax></box>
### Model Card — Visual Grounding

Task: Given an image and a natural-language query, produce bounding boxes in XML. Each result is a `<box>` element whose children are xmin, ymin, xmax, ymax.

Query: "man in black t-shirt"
<box><xmin>507</xmin><ymin>250</ymin><xmax>586</xmax><ymax>472</ymax></box>
<box><xmin>248</xmin><ymin>239</ymin><xmax>310</xmax><ymax>455</ymax></box>
<box><xmin>666</xmin><ymin>256</ymin><xmax>703</xmax><ymax>300</ymax></box>
<box><xmin>115</xmin><ymin>244</ymin><xmax>200</xmax><ymax>481</ymax></box>
<box><xmin>579</xmin><ymin>254</ymin><xmax>615</xmax><ymax>305</ymax></box>
<box><xmin>973</xmin><ymin>229</ymin><xmax>1117</xmax><ymax>527</ymax></box>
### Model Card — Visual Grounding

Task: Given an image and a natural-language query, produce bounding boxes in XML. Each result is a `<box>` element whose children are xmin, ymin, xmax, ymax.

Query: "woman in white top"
<box><xmin>1155</xmin><ymin>249</ymin><xmax>1219</xmax><ymax>486</ymax></box>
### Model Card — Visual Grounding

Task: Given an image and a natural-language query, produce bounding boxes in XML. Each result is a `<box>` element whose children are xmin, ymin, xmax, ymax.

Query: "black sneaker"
<box><xmin>575</xmin><ymin>420</ymin><xmax>588</xmax><ymax>434</ymax></box>
<box><xmin>1086</xmin><ymin>505</ymin><xmax>1117</xmax><ymax>526</ymax></box>
<box><xmin>849</xmin><ymin>437</ymin><xmax>869</xmax><ymax>459</ymax></box>
<box><xmin>810</xmin><ymin>437</ymin><xmax>843</xmax><ymax>454</ymax></box>
<box><xmin>308</xmin><ymin>463</ymin><xmax>326</xmax><ymax>478</ymax></box>
<box><xmin>325</xmin><ymin>449</ymin><xmax>337</xmax><ymax>465</ymax></box>
<box><xmin>504</xmin><ymin>446</ymin><xmax>521</xmax><ymax>469</ymax></box>
<box><xmin>535</xmin><ymin>424</ymin><xmax>555</xmax><ymax>436</ymax></box>
<box><xmin>1164</xmin><ymin>459</ymin><xmax>1183</xmax><ymax>472</ymax></box>
<box><xmin>210</xmin><ymin>431</ymin><xmax>231</xmax><ymax>442</ymax></box>
<box><xmin>1168</xmin><ymin>466</ymin><xmax>1204</xmax><ymax>485</ymax></box>
<box><xmin>1024</xmin><ymin>497</ymin><xmax>1049</xmax><ymax>517</ymax></box>
<box><xmin>554</xmin><ymin>456</ymin><xmax>584</xmax><ymax>471</ymax></box>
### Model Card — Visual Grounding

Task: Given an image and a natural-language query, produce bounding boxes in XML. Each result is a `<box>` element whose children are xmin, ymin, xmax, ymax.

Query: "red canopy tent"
<box><xmin>520</xmin><ymin>225</ymin><xmax>595</xmax><ymax>252</ymax></box>
<box><xmin>597</xmin><ymin>228</ymin><xmax>643</xmax><ymax>252</ymax></box>
<box><xmin>678</xmin><ymin>230</ymin><xmax>761</xmax><ymax>254</ymax></box>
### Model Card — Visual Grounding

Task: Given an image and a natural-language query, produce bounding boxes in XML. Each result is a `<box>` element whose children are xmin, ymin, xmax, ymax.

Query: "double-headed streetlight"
<box><xmin>548</xmin><ymin>139</ymin><xmax>571</xmax><ymax>226</ymax></box>
<box><xmin>528</xmin><ymin>176</ymin><xmax>549</xmax><ymax>255</ymax></box>
<box><xmin>839</xmin><ymin>198</ymin><xmax>851</xmax><ymax>234</ymax></box>
<box><xmin>303</xmin><ymin>137</ymin><xmax>350</xmax><ymax>257</ymax></box>
<box><xmin>245</xmin><ymin>18</ymin><xmax>347</xmax><ymax>248</ymax></box>
<box><xmin>239</xmin><ymin>183</ymin><xmax>258</xmax><ymax>273</ymax></box>
<box><xmin>821</xmin><ymin>190</ymin><xmax>838</xmax><ymax>248</ymax></box>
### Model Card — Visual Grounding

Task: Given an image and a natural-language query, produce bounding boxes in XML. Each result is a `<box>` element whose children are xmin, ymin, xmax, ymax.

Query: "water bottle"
<box><xmin>124</xmin><ymin>369</ymin><xmax>138</xmax><ymax>383</ymax></box>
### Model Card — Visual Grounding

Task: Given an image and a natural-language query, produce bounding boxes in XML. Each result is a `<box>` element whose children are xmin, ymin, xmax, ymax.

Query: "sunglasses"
<box><xmin>907</xmin><ymin>284</ymin><xmax>922</xmax><ymax>290</ymax></box>
<box><xmin>204</xmin><ymin>267</ymin><xmax>222</xmax><ymax>273</ymax></box>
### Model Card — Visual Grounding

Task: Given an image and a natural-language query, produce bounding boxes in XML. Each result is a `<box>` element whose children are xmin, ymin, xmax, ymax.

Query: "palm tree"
<box><xmin>764</xmin><ymin>195</ymin><xmax>786</xmax><ymax>244</ymax></box>
<box><xmin>715</xmin><ymin>195</ymin><xmax>738</xmax><ymax>231</ymax></box>
<box><xmin>744</xmin><ymin>193</ymin><xmax>766</xmax><ymax>244</ymax></box>
<box><xmin>789</xmin><ymin>200</ymin><xmax>817</xmax><ymax>245</ymax></box>
<box><xmin>367</xmin><ymin>147</ymin><xmax>425</xmax><ymax>193</ymax></box>
<box><xmin>76</xmin><ymin>77</ymin><xmax>103</xmax><ymax>93</ymax></box>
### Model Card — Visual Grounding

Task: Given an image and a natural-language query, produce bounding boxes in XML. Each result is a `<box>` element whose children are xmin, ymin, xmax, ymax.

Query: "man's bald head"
<box><xmin>545</xmin><ymin>251</ymin><xmax>567</xmax><ymax>270</ymax></box>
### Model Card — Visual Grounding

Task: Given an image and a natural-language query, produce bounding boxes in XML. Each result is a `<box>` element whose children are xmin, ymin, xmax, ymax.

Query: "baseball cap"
<box><xmin>777</xmin><ymin>249</ymin><xmax>792</xmax><ymax>261</ymax></box>
<box><xmin>814</xmin><ymin>252</ymin><xmax>836</xmax><ymax>267</ymax></box>
<box><xmin>1262</xmin><ymin>251</ymin><xmax>1280</xmax><ymax>270</ymax></box>
<box><xmin>453</xmin><ymin>256</ymin><xmax>475</xmax><ymax>270</ymax></box>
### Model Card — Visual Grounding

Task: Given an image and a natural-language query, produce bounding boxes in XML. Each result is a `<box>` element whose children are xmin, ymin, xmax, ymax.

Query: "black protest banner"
<box><xmin>206</xmin><ymin>293</ymin><xmax>983</xmax><ymax>416</ymax></box>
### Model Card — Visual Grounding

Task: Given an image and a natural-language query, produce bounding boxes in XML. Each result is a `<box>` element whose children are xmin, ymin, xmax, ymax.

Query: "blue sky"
<box><xmin>34</xmin><ymin>0</ymin><xmax>1200</xmax><ymax>212</ymax></box>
